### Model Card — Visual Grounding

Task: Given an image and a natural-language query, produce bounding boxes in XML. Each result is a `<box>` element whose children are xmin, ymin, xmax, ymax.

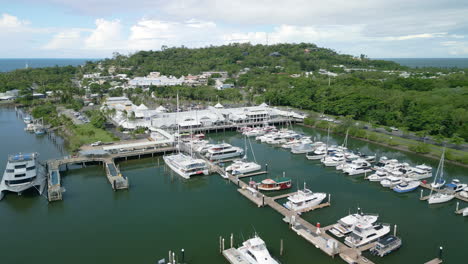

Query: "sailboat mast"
<box><xmin>176</xmin><ymin>93</ymin><xmax>180</xmax><ymax>153</ymax></box>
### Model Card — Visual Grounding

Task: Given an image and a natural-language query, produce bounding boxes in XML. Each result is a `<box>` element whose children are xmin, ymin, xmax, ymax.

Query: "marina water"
<box><xmin>0</xmin><ymin>106</ymin><xmax>467</xmax><ymax>263</ymax></box>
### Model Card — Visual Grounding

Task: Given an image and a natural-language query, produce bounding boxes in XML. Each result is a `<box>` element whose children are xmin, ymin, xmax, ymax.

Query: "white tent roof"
<box><xmin>259</xmin><ymin>102</ymin><xmax>269</xmax><ymax>107</ymax></box>
<box><xmin>214</xmin><ymin>103</ymin><xmax>224</xmax><ymax>108</ymax></box>
<box><xmin>137</xmin><ymin>104</ymin><xmax>148</xmax><ymax>110</ymax></box>
<box><xmin>156</xmin><ymin>105</ymin><xmax>167</xmax><ymax>112</ymax></box>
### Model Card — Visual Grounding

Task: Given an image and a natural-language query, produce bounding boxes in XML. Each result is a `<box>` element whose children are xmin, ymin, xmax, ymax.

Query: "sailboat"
<box><xmin>428</xmin><ymin>149</ymin><xmax>455</xmax><ymax>204</ymax></box>
<box><xmin>306</xmin><ymin>125</ymin><xmax>330</xmax><ymax>160</ymax></box>
<box><xmin>163</xmin><ymin>94</ymin><xmax>209</xmax><ymax>179</ymax></box>
<box><xmin>225</xmin><ymin>136</ymin><xmax>261</xmax><ymax>175</ymax></box>
<box><xmin>34</xmin><ymin>118</ymin><xmax>45</xmax><ymax>135</ymax></box>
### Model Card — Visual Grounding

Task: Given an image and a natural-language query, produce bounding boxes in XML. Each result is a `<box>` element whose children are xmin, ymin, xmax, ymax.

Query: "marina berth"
<box><xmin>290</xmin><ymin>143</ymin><xmax>314</xmax><ymax>154</ymax></box>
<box><xmin>283</xmin><ymin>183</ymin><xmax>327</xmax><ymax>212</ymax></box>
<box><xmin>0</xmin><ymin>152</ymin><xmax>46</xmax><ymax>200</ymax></box>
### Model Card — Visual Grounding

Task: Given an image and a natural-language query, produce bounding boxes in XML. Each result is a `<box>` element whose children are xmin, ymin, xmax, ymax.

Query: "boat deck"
<box><xmin>222</xmin><ymin>248</ymin><xmax>254</xmax><ymax>264</ymax></box>
<box><xmin>419</xmin><ymin>183</ymin><xmax>468</xmax><ymax>202</ymax></box>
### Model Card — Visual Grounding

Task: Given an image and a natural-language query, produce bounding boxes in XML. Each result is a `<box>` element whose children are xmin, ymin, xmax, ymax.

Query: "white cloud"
<box><xmin>0</xmin><ymin>13</ymin><xmax>29</xmax><ymax>29</ymax></box>
<box><xmin>43</xmin><ymin>30</ymin><xmax>84</xmax><ymax>50</ymax></box>
<box><xmin>383</xmin><ymin>33</ymin><xmax>448</xmax><ymax>41</ymax></box>
<box><xmin>128</xmin><ymin>18</ymin><xmax>219</xmax><ymax>50</ymax></box>
<box><xmin>440</xmin><ymin>41</ymin><xmax>468</xmax><ymax>55</ymax></box>
<box><xmin>84</xmin><ymin>19</ymin><xmax>123</xmax><ymax>49</ymax></box>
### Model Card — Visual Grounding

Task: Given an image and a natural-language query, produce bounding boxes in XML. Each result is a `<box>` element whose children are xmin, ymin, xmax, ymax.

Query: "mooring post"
<box><xmin>219</xmin><ymin>236</ymin><xmax>222</xmax><ymax>253</ymax></box>
<box><xmin>222</xmin><ymin>238</ymin><xmax>225</xmax><ymax>251</ymax></box>
<box><xmin>439</xmin><ymin>246</ymin><xmax>443</xmax><ymax>260</ymax></box>
<box><xmin>456</xmin><ymin>201</ymin><xmax>459</xmax><ymax>212</ymax></box>
<box><xmin>394</xmin><ymin>224</ymin><xmax>397</xmax><ymax>236</ymax></box>
<box><xmin>420</xmin><ymin>189</ymin><xmax>424</xmax><ymax>199</ymax></box>
<box><xmin>181</xmin><ymin>249</ymin><xmax>185</xmax><ymax>263</ymax></box>
<box><xmin>280</xmin><ymin>239</ymin><xmax>284</xmax><ymax>256</ymax></box>
<box><xmin>230</xmin><ymin>233</ymin><xmax>233</xmax><ymax>248</ymax></box>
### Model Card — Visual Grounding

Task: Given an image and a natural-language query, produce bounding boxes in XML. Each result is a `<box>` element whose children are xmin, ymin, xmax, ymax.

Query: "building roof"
<box><xmin>214</xmin><ymin>103</ymin><xmax>224</xmax><ymax>108</ymax></box>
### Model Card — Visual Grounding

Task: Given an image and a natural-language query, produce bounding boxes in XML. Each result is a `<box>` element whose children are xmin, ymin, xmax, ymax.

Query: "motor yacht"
<box><xmin>393</xmin><ymin>180</ymin><xmax>420</xmax><ymax>193</ymax></box>
<box><xmin>0</xmin><ymin>153</ymin><xmax>46</xmax><ymax>200</ymax></box>
<box><xmin>445</xmin><ymin>179</ymin><xmax>467</xmax><ymax>193</ymax></box>
<box><xmin>321</xmin><ymin>153</ymin><xmax>346</xmax><ymax>167</ymax></box>
<box><xmin>329</xmin><ymin>210</ymin><xmax>378</xmax><ymax>237</ymax></box>
<box><xmin>226</xmin><ymin>160</ymin><xmax>261</xmax><ymax>175</ymax></box>
<box><xmin>380</xmin><ymin>176</ymin><xmax>402</xmax><ymax>188</ymax></box>
<box><xmin>283</xmin><ymin>183</ymin><xmax>326</xmax><ymax>212</ymax></box>
<box><xmin>291</xmin><ymin>143</ymin><xmax>314</xmax><ymax>154</ymax></box>
<box><xmin>236</xmin><ymin>236</ymin><xmax>280</xmax><ymax>264</ymax></box>
<box><xmin>205</xmin><ymin>143</ymin><xmax>244</xmax><ymax>160</ymax></box>
<box><xmin>343</xmin><ymin>159</ymin><xmax>372</xmax><ymax>176</ymax></box>
<box><xmin>367</xmin><ymin>170</ymin><xmax>388</xmax><ymax>182</ymax></box>
<box><xmin>344</xmin><ymin>222</ymin><xmax>390</xmax><ymax>248</ymax></box>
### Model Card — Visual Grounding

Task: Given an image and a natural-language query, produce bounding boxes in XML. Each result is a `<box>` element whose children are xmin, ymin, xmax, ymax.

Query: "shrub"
<box><xmin>409</xmin><ymin>143</ymin><xmax>431</xmax><ymax>154</ymax></box>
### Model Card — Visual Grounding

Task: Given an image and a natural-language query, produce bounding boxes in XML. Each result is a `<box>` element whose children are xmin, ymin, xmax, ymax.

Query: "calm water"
<box><xmin>0</xmin><ymin>106</ymin><xmax>467</xmax><ymax>263</ymax></box>
<box><xmin>0</xmin><ymin>58</ymin><xmax>99</xmax><ymax>72</ymax></box>
<box><xmin>379</xmin><ymin>58</ymin><xmax>468</xmax><ymax>69</ymax></box>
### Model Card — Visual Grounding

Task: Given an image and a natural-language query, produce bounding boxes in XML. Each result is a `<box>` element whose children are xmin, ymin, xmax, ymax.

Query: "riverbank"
<box><xmin>300</xmin><ymin>123</ymin><xmax>468</xmax><ymax>168</ymax></box>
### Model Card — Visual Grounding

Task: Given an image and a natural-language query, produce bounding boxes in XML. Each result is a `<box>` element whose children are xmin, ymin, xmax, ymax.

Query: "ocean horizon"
<box><xmin>0</xmin><ymin>58</ymin><xmax>100</xmax><ymax>72</ymax></box>
<box><xmin>1</xmin><ymin>57</ymin><xmax>468</xmax><ymax>72</ymax></box>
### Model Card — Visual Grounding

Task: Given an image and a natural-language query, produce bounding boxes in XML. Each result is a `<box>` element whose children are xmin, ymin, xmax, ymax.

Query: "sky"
<box><xmin>1</xmin><ymin>0</ymin><xmax>468</xmax><ymax>58</ymax></box>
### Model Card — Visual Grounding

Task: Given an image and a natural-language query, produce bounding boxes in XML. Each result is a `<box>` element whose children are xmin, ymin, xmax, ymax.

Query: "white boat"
<box><xmin>244</xmin><ymin>129</ymin><xmax>265</xmax><ymax>137</ymax></box>
<box><xmin>380</xmin><ymin>176</ymin><xmax>402</xmax><ymax>188</ymax></box>
<box><xmin>236</xmin><ymin>236</ymin><xmax>280</xmax><ymax>264</ymax></box>
<box><xmin>445</xmin><ymin>179</ymin><xmax>467</xmax><ymax>193</ymax></box>
<box><xmin>459</xmin><ymin>191</ymin><xmax>468</xmax><ymax>199</ymax></box>
<box><xmin>322</xmin><ymin>152</ymin><xmax>346</xmax><ymax>167</ymax></box>
<box><xmin>330</xmin><ymin>210</ymin><xmax>379</xmax><ymax>237</ymax></box>
<box><xmin>291</xmin><ymin>143</ymin><xmax>314</xmax><ymax>154</ymax></box>
<box><xmin>393</xmin><ymin>180</ymin><xmax>420</xmax><ymax>193</ymax></box>
<box><xmin>306</xmin><ymin>146</ymin><xmax>328</xmax><ymax>160</ymax></box>
<box><xmin>205</xmin><ymin>143</ymin><xmax>244</xmax><ymax>160</ymax></box>
<box><xmin>163</xmin><ymin>153</ymin><xmax>209</xmax><ymax>179</ymax></box>
<box><xmin>406</xmin><ymin>164</ymin><xmax>432</xmax><ymax>180</ymax></box>
<box><xmin>23</xmin><ymin>116</ymin><xmax>32</xmax><ymax>124</ymax></box>
<box><xmin>230</xmin><ymin>161</ymin><xmax>262</xmax><ymax>175</ymax></box>
<box><xmin>430</xmin><ymin>150</ymin><xmax>447</xmax><ymax>189</ymax></box>
<box><xmin>265</xmin><ymin>135</ymin><xmax>286</xmax><ymax>145</ymax></box>
<box><xmin>343</xmin><ymin>159</ymin><xmax>372</xmax><ymax>176</ymax></box>
<box><xmin>427</xmin><ymin>193</ymin><xmax>455</xmax><ymax>204</ymax></box>
<box><xmin>0</xmin><ymin>153</ymin><xmax>46</xmax><ymax>200</ymax></box>
<box><xmin>344</xmin><ymin>222</ymin><xmax>390</xmax><ymax>248</ymax></box>
<box><xmin>463</xmin><ymin>208</ymin><xmax>468</xmax><ymax>217</ymax></box>
<box><xmin>281</xmin><ymin>139</ymin><xmax>300</xmax><ymax>149</ymax></box>
<box><xmin>283</xmin><ymin>183</ymin><xmax>326</xmax><ymax>212</ymax></box>
<box><xmin>367</xmin><ymin>170</ymin><xmax>388</xmax><ymax>182</ymax></box>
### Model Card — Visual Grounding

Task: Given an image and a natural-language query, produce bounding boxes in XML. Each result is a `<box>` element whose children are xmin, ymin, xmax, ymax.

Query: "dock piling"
<box><xmin>222</xmin><ymin>238</ymin><xmax>225</xmax><ymax>251</ymax></box>
<box><xmin>421</xmin><ymin>189</ymin><xmax>424</xmax><ymax>199</ymax></box>
<box><xmin>219</xmin><ymin>236</ymin><xmax>222</xmax><ymax>253</ymax></box>
<box><xmin>439</xmin><ymin>246</ymin><xmax>443</xmax><ymax>260</ymax></box>
<box><xmin>394</xmin><ymin>224</ymin><xmax>397</xmax><ymax>236</ymax></box>
<box><xmin>181</xmin><ymin>249</ymin><xmax>185</xmax><ymax>263</ymax></box>
<box><xmin>280</xmin><ymin>239</ymin><xmax>284</xmax><ymax>256</ymax></box>
<box><xmin>456</xmin><ymin>202</ymin><xmax>459</xmax><ymax>212</ymax></box>
<box><xmin>230</xmin><ymin>233</ymin><xmax>234</xmax><ymax>248</ymax></box>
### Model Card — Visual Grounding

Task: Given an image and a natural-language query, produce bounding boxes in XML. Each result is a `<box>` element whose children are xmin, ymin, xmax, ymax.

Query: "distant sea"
<box><xmin>0</xmin><ymin>58</ymin><xmax>100</xmax><ymax>72</ymax></box>
<box><xmin>378</xmin><ymin>58</ymin><xmax>468</xmax><ymax>68</ymax></box>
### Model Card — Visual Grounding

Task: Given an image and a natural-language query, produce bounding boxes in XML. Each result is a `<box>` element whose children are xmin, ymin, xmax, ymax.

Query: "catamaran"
<box><xmin>0</xmin><ymin>153</ymin><xmax>46</xmax><ymax>200</ymax></box>
<box><xmin>225</xmin><ymin>137</ymin><xmax>261</xmax><ymax>175</ymax></box>
<box><xmin>163</xmin><ymin>94</ymin><xmax>209</xmax><ymax>179</ymax></box>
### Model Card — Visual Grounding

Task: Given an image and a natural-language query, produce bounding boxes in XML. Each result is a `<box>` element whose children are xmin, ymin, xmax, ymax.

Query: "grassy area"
<box><xmin>67</xmin><ymin>124</ymin><xmax>118</xmax><ymax>151</ymax></box>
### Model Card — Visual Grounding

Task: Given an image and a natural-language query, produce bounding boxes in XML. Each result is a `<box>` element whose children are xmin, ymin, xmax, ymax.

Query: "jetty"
<box><xmin>419</xmin><ymin>182</ymin><xmax>468</xmax><ymax>203</ymax></box>
<box><xmin>45</xmin><ymin>140</ymin><xmax>175</xmax><ymax>202</ymax></box>
<box><xmin>202</xmin><ymin>154</ymin><xmax>377</xmax><ymax>264</ymax></box>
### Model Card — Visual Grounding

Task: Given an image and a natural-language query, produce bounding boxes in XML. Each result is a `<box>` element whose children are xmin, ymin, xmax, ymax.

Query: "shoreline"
<box><xmin>300</xmin><ymin>123</ymin><xmax>468</xmax><ymax>169</ymax></box>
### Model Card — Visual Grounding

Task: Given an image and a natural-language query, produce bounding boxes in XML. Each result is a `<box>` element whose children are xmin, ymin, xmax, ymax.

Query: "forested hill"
<box><xmin>83</xmin><ymin>43</ymin><xmax>402</xmax><ymax>77</ymax></box>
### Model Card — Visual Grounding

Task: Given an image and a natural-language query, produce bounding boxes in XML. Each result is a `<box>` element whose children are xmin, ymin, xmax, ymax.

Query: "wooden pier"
<box><xmin>45</xmin><ymin>145</ymin><xmax>175</xmax><ymax>202</ymax></box>
<box><xmin>207</xmin><ymin>157</ymin><xmax>373</xmax><ymax>264</ymax></box>
<box><xmin>425</xmin><ymin>258</ymin><xmax>443</xmax><ymax>264</ymax></box>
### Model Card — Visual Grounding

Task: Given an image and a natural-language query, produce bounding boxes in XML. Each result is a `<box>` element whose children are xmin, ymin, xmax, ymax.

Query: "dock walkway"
<box><xmin>46</xmin><ymin>145</ymin><xmax>175</xmax><ymax>202</ymax></box>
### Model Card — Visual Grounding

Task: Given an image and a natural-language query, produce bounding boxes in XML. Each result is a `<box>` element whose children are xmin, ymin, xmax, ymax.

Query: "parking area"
<box><xmin>58</xmin><ymin>107</ymin><xmax>89</xmax><ymax>125</ymax></box>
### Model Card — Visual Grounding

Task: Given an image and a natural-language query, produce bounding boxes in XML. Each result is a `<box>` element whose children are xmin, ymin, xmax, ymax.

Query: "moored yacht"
<box><xmin>0</xmin><ymin>153</ymin><xmax>46</xmax><ymax>200</ymax></box>
<box><xmin>253</xmin><ymin>177</ymin><xmax>292</xmax><ymax>191</ymax></box>
<box><xmin>283</xmin><ymin>183</ymin><xmax>326</xmax><ymax>212</ymax></box>
<box><xmin>342</xmin><ymin>159</ymin><xmax>372</xmax><ymax>176</ymax></box>
<box><xmin>226</xmin><ymin>160</ymin><xmax>261</xmax><ymax>175</ymax></box>
<box><xmin>205</xmin><ymin>143</ymin><xmax>244</xmax><ymax>160</ymax></box>
<box><xmin>344</xmin><ymin>222</ymin><xmax>391</xmax><ymax>248</ymax></box>
<box><xmin>329</xmin><ymin>210</ymin><xmax>379</xmax><ymax>237</ymax></box>
<box><xmin>380</xmin><ymin>176</ymin><xmax>402</xmax><ymax>188</ymax></box>
<box><xmin>427</xmin><ymin>193</ymin><xmax>455</xmax><ymax>204</ymax></box>
<box><xmin>445</xmin><ymin>179</ymin><xmax>467</xmax><ymax>193</ymax></box>
<box><xmin>163</xmin><ymin>153</ymin><xmax>209</xmax><ymax>179</ymax></box>
<box><xmin>290</xmin><ymin>143</ymin><xmax>314</xmax><ymax>154</ymax></box>
<box><xmin>236</xmin><ymin>235</ymin><xmax>280</xmax><ymax>264</ymax></box>
<box><xmin>367</xmin><ymin>170</ymin><xmax>388</xmax><ymax>182</ymax></box>
<box><xmin>393</xmin><ymin>180</ymin><xmax>420</xmax><ymax>193</ymax></box>
<box><xmin>321</xmin><ymin>152</ymin><xmax>346</xmax><ymax>167</ymax></box>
